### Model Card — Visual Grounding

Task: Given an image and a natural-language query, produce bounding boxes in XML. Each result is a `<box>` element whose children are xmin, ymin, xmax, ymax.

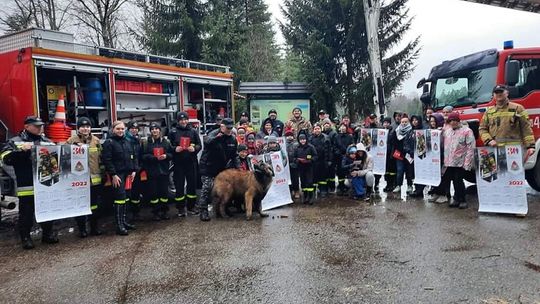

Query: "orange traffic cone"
<box><xmin>46</xmin><ymin>94</ymin><xmax>72</xmax><ymax>143</ymax></box>
<box><xmin>54</xmin><ymin>95</ymin><xmax>66</xmax><ymax>122</ymax></box>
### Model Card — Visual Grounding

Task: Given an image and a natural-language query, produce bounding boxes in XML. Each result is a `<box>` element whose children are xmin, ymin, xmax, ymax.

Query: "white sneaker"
<box><xmin>435</xmin><ymin>196</ymin><xmax>449</xmax><ymax>204</ymax></box>
<box><xmin>392</xmin><ymin>186</ymin><xmax>401</xmax><ymax>193</ymax></box>
<box><xmin>428</xmin><ymin>195</ymin><xmax>440</xmax><ymax>202</ymax></box>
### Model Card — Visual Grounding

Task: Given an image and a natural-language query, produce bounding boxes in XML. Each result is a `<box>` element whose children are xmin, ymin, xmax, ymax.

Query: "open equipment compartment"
<box><xmin>34</xmin><ymin>60</ymin><xmax>111</xmax><ymax>137</ymax></box>
<box><xmin>113</xmin><ymin>69</ymin><xmax>179</xmax><ymax>138</ymax></box>
<box><xmin>182</xmin><ymin>78</ymin><xmax>233</xmax><ymax>133</ymax></box>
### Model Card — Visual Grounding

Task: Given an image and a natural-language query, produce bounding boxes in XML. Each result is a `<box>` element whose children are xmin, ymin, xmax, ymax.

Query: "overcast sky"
<box><xmin>265</xmin><ymin>0</ymin><xmax>540</xmax><ymax>95</ymax></box>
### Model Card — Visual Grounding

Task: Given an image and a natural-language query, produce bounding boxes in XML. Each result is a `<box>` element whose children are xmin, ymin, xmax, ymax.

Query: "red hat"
<box><xmin>284</xmin><ymin>129</ymin><xmax>294</xmax><ymax>136</ymax></box>
<box><xmin>447</xmin><ymin>112</ymin><xmax>460</xmax><ymax>122</ymax></box>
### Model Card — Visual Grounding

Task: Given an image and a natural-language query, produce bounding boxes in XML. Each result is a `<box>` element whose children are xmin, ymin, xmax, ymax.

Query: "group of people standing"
<box><xmin>1</xmin><ymin>84</ymin><xmax>535</xmax><ymax>250</ymax></box>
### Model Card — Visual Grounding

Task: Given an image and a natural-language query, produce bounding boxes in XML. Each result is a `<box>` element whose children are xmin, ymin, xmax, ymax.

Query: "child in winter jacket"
<box><xmin>342</xmin><ymin>143</ymin><xmax>375</xmax><ymax>201</ymax></box>
<box><xmin>293</xmin><ymin>133</ymin><xmax>318</xmax><ymax>205</ymax></box>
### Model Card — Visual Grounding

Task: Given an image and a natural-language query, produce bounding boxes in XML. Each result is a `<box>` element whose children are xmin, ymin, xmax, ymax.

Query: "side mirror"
<box><xmin>505</xmin><ymin>60</ymin><xmax>520</xmax><ymax>86</ymax></box>
<box><xmin>416</xmin><ymin>78</ymin><xmax>426</xmax><ymax>89</ymax></box>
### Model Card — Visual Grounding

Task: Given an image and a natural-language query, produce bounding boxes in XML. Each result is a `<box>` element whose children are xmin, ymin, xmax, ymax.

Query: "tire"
<box><xmin>525</xmin><ymin>157</ymin><xmax>540</xmax><ymax>192</ymax></box>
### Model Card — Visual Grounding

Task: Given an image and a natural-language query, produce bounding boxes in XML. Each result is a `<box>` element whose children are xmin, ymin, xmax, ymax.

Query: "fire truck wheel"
<box><xmin>525</xmin><ymin>157</ymin><xmax>540</xmax><ymax>192</ymax></box>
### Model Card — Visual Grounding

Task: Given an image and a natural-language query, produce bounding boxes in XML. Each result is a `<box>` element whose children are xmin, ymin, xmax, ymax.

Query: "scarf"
<box><xmin>396</xmin><ymin>123</ymin><xmax>412</xmax><ymax>141</ymax></box>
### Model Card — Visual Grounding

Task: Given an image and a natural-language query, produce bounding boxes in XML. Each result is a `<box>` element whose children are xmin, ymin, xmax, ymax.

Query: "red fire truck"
<box><xmin>417</xmin><ymin>41</ymin><xmax>540</xmax><ymax>191</ymax></box>
<box><xmin>0</xmin><ymin>28</ymin><xmax>234</xmax><ymax>206</ymax></box>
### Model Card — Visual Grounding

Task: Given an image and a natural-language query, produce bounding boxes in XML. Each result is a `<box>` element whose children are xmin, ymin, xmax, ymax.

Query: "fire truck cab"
<box><xmin>0</xmin><ymin>28</ymin><xmax>234</xmax><ymax>201</ymax></box>
<box><xmin>417</xmin><ymin>42</ymin><xmax>540</xmax><ymax>191</ymax></box>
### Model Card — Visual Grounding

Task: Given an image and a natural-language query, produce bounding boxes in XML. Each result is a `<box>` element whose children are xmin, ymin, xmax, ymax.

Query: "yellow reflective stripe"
<box><xmin>386</xmin><ymin>173</ymin><xmax>396</xmax><ymax>175</ymax></box>
<box><xmin>318</xmin><ymin>181</ymin><xmax>328</xmax><ymax>185</ymax></box>
<box><xmin>326</xmin><ymin>178</ymin><xmax>335</xmax><ymax>182</ymax></box>
<box><xmin>150</xmin><ymin>199</ymin><xmax>159</xmax><ymax>204</ymax></box>
<box><xmin>114</xmin><ymin>200</ymin><xmax>126</xmax><ymax>204</ymax></box>
<box><xmin>338</xmin><ymin>179</ymin><xmax>345</xmax><ymax>182</ymax></box>
<box><xmin>303</xmin><ymin>188</ymin><xmax>314</xmax><ymax>191</ymax></box>
<box><xmin>524</xmin><ymin>135</ymin><xmax>535</xmax><ymax>141</ymax></box>
<box><xmin>131</xmin><ymin>200</ymin><xmax>140</xmax><ymax>204</ymax></box>
<box><xmin>487</xmin><ymin>112</ymin><xmax>516</xmax><ymax>118</ymax></box>
<box><xmin>175</xmin><ymin>196</ymin><xmax>185</xmax><ymax>202</ymax></box>
<box><xmin>159</xmin><ymin>198</ymin><xmax>168</xmax><ymax>202</ymax></box>
<box><xmin>17</xmin><ymin>190</ymin><xmax>34</xmax><ymax>197</ymax></box>
<box><xmin>186</xmin><ymin>194</ymin><xmax>197</xmax><ymax>199</ymax></box>
<box><xmin>91</xmin><ymin>205</ymin><xmax>98</xmax><ymax>210</ymax></box>
<box><xmin>0</xmin><ymin>150</ymin><xmax>11</xmax><ymax>161</ymax></box>
<box><xmin>91</xmin><ymin>176</ymin><xmax>102</xmax><ymax>185</ymax></box>
<box><xmin>89</xmin><ymin>147</ymin><xmax>99</xmax><ymax>152</ymax></box>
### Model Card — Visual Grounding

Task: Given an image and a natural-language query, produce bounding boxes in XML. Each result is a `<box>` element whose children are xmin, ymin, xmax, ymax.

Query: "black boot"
<box><xmin>319</xmin><ymin>184</ymin><xmax>328</xmax><ymax>198</ymax></box>
<box><xmin>123</xmin><ymin>206</ymin><xmax>136</xmax><ymax>230</ymax></box>
<box><xmin>328</xmin><ymin>180</ymin><xmax>336</xmax><ymax>194</ymax></box>
<box><xmin>302</xmin><ymin>190</ymin><xmax>309</xmax><ymax>204</ymax></box>
<box><xmin>448</xmin><ymin>198</ymin><xmax>459</xmax><ymax>208</ymax></box>
<box><xmin>41</xmin><ymin>223</ymin><xmax>59</xmax><ymax>244</ymax></box>
<box><xmin>337</xmin><ymin>181</ymin><xmax>345</xmax><ymax>196</ymax></box>
<box><xmin>160</xmin><ymin>204</ymin><xmax>170</xmax><ymax>220</ymax></box>
<box><xmin>152</xmin><ymin>204</ymin><xmax>161</xmax><ymax>221</ymax></box>
<box><xmin>114</xmin><ymin>204</ymin><xmax>128</xmax><ymax>235</ymax></box>
<box><xmin>187</xmin><ymin>198</ymin><xmax>199</xmax><ymax>216</ymax></box>
<box><xmin>458</xmin><ymin>201</ymin><xmax>468</xmax><ymax>209</ymax></box>
<box><xmin>307</xmin><ymin>191</ymin><xmax>315</xmax><ymax>205</ymax></box>
<box><xmin>76</xmin><ymin>216</ymin><xmax>88</xmax><ymax>238</ymax></box>
<box><xmin>21</xmin><ymin>236</ymin><xmax>34</xmax><ymax>250</ymax></box>
<box><xmin>89</xmin><ymin>215</ymin><xmax>103</xmax><ymax>236</ymax></box>
<box><xmin>177</xmin><ymin>200</ymin><xmax>187</xmax><ymax>217</ymax></box>
<box><xmin>364</xmin><ymin>187</ymin><xmax>372</xmax><ymax>202</ymax></box>
<box><xmin>199</xmin><ymin>206</ymin><xmax>210</xmax><ymax>222</ymax></box>
<box><xmin>130</xmin><ymin>203</ymin><xmax>141</xmax><ymax>222</ymax></box>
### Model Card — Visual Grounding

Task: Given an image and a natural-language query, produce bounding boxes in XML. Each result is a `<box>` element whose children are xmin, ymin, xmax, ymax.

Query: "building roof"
<box><xmin>462</xmin><ymin>0</ymin><xmax>540</xmax><ymax>13</ymax></box>
<box><xmin>238</xmin><ymin>82</ymin><xmax>312</xmax><ymax>95</ymax></box>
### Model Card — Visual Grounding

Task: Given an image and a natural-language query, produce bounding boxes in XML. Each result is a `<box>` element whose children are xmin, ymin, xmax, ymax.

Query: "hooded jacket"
<box><xmin>309</xmin><ymin>132</ymin><xmax>332</xmax><ymax>164</ymax></box>
<box><xmin>342</xmin><ymin>144</ymin><xmax>373</xmax><ymax>178</ymax></box>
<box><xmin>260</xmin><ymin>117</ymin><xmax>284</xmax><ymax>137</ymax></box>
<box><xmin>293</xmin><ymin>138</ymin><xmax>318</xmax><ymax>166</ymax></box>
<box><xmin>199</xmin><ymin>128</ymin><xmax>238</xmax><ymax>177</ymax></box>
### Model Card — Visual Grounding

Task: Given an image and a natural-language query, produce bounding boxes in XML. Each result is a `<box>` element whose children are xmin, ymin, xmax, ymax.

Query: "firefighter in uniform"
<box><xmin>66</xmin><ymin>117</ymin><xmax>103</xmax><ymax>237</ymax></box>
<box><xmin>168</xmin><ymin>112</ymin><xmax>202</xmax><ymax>217</ymax></box>
<box><xmin>198</xmin><ymin>118</ymin><xmax>238</xmax><ymax>221</ymax></box>
<box><xmin>125</xmin><ymin>121</ymin><xmax>143</xmax><ymax>221</ymax></box>
<box><xmin>102</xmin><ymin>121</ymin><xmax>138</xmax><ymax>235</ymax></box>
<box><xmin>310</xmin><ymin>123</ymin><xmax>332</xmax><ymax>198</ymax></box>
<box><xmin>0</xmin><ymin>116</ymin><xmax>59</xmax><ymax>249</ymax></box>
<box><xmin>141</xmin><ymin>123</ymin><xmax>173</xmax><ymax>221</ymax></box>
<box><xmin>293</xmin><ymin>133</ymin><xmax>318</xmax><ymax>205</ymax></box>
<box><xmin>479</xmin><ymin>84</ymin><xmax>536</xmax><ymax>158</ymax></box>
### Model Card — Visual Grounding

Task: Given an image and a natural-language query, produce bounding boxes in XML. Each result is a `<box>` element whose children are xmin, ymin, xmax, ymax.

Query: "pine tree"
<box><xmin>203</xmin><ymin>0</ymin><xmax>280</xmax><ymax>83</ymax></box>
<box><xmin>282</xmin><ymin>0</ymin><xmax>419</xmax><ymax>119</ymax></box>
<box><xmin>136</xmin><ymin>0</ymin><xmax>204</xmax><ymax>61</ymax></box>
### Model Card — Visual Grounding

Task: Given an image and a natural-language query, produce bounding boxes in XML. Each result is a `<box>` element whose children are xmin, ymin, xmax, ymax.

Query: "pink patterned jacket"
<box><xmin>443</xmin><ymin>125</ymin><xmax>476</xmax><ymax>170</ymax></box>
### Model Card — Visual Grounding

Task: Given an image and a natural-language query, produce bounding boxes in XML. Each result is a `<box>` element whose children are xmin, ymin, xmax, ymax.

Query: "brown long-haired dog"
<box><xmin>212</xmin><ymin>161</ymin><xmax>274</xmax><ymax>220</ymax></box>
